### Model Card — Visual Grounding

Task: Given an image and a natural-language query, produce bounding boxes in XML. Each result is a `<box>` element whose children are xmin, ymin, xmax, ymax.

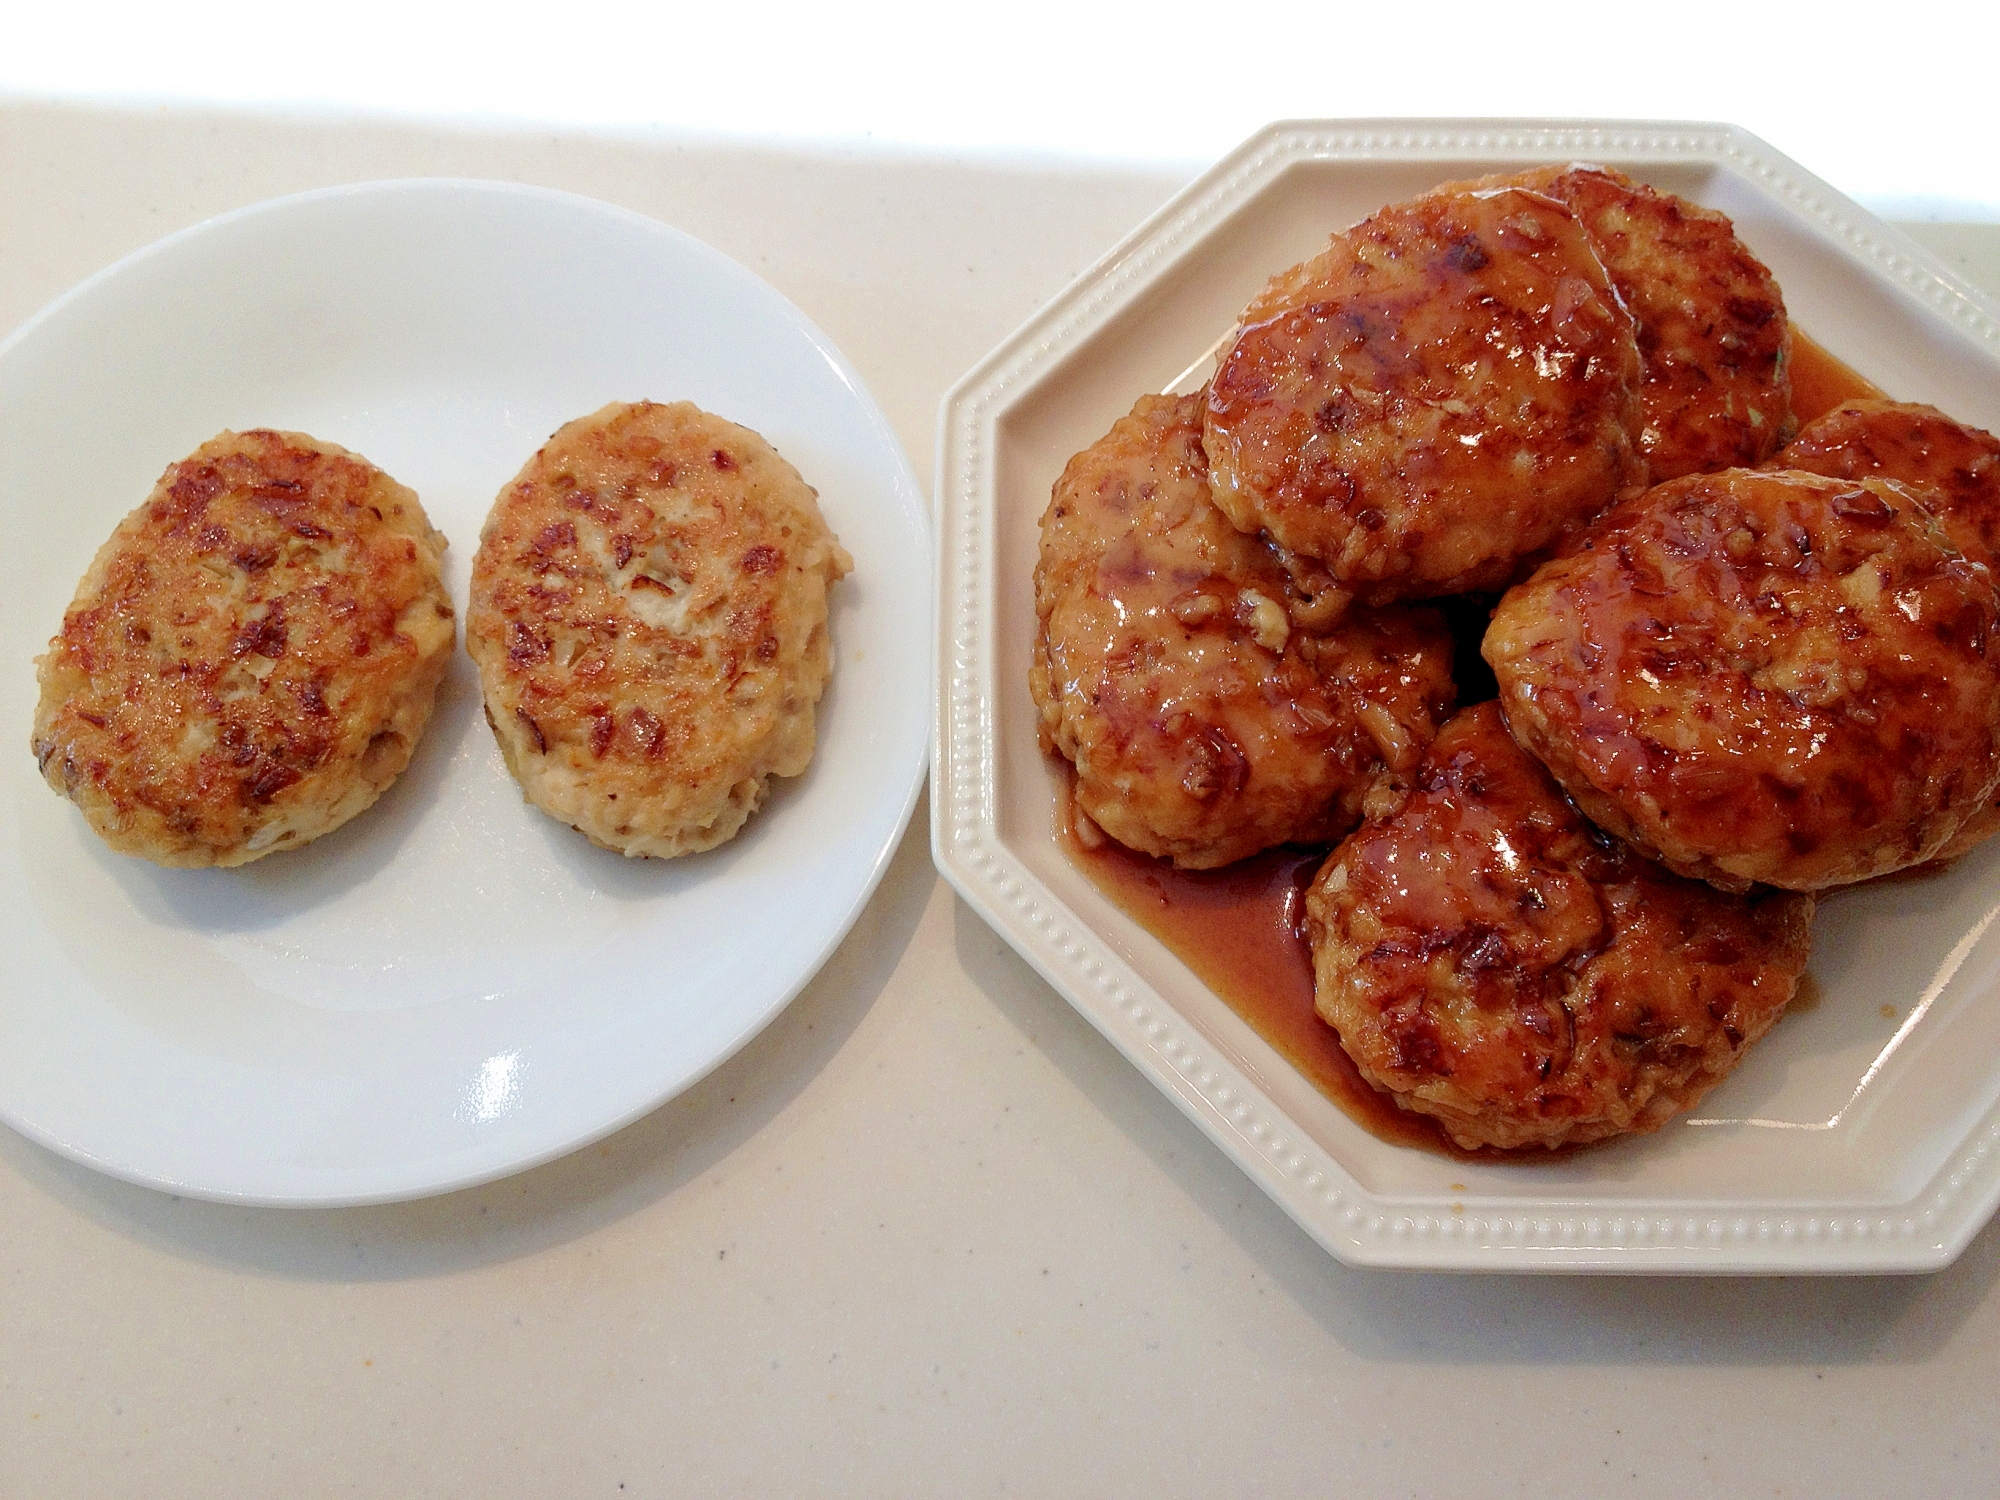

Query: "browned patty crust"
<box><xmin>1505</xmin><ymin>164</ymin><xmax>1793</xmax><ymax>481</ymax></box>
<box><xmin>31</xmin><ymin>429</ymin><xmax>454</xmax><ymax>867</ymax></box>
<box><xmin>467</xmin><ymin>401</ymin><xmax>849</xmax><ymax>858</ymax></box>
<box><xmin>1778</xmin><ymin>400</ymin><xmax>2000</xmax><ymax>860</ymax></box>
<box><xmin>1484</xmin><ymin>468</ymin><xmax>2000</xmax><ymax>891</ymax></box>
<box><xmin>1305</xmin><ymin>702</ymin><xmax>1815</xmax><ymax>1151</ymax></box>
<box><xmin>1202</xmin><ymin>181</ymin><xmax>1646</xmax><ymax>605</ymax></box>
<box><xmin>1032</xmin><ymin>392</ymin><xmax>1456</xmax><ymax>869</ymax></box>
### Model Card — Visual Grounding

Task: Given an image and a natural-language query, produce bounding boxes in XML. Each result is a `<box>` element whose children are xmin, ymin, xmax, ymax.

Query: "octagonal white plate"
<box><xmin>934</xmin><ymin>120</ymin><xmax>2000</xmax><ymax>1273</ymax></box>
<box><xmin>0</xmin><ymin>179</ymin><xmax>930</xmax><ymax>1206</ymax></box>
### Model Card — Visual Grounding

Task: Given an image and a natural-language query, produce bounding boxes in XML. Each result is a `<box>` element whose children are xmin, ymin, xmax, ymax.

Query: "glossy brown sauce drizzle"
<box><xmin>1056</xmin><ymin>330</ymin><xmax>1879</xmax><ymax>1158</ymax></box>
<box><xmin>1788</xmin><ymin>330</ymin><xmax>1883</xmax><ymax>425</ymax></box>
<box><xmin>1058</xmin><ymin>783</ymin><xmax>1459</xmax><ymax>1154</ymax></box>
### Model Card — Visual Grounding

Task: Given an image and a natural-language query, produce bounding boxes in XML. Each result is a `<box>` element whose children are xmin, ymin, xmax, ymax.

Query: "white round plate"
<box><xmin>0</xmin><ymin>180</ymin><xmax>930</xmax><ymax>1206</ymax></box>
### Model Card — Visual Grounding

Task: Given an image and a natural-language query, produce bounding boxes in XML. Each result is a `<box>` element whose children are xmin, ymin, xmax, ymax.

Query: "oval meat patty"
<box><xmin>1507</xmin><ymin>164</ymin><xmax>1793</xmax><ymax>481</ymax></box>
<box><xmin>1305</xmin><ymin>702</ymin><xmax>1815</xmax><ymax>1152</ymax></box>
<box><xmin>1778</xmin><ymin>400</ymin><xmax>2000</xmax><ymax>861</ymax></box>
<box><xmin>1203</xmin><ymin>181</ymin><xmax>1646</xmax><ymax>605</ymax></box>
<box><xmin>468</xmin><ymin>401</ymin><xmax>850</xmax><ymax>859</ymax></box>
<box><xmin>31</xmin><ymin>429</ymin><xmax>454</xmax><ymax>867</ymax></box>
<box><xmin>1484</xmin><ymin>468</ymin><xmax>2000</xmax><ymax>891</ymax></box>
<box><xmin>1032</xmin><ymin>392</ymin><xmax>1456</xmax><ymax>869</ymax></box>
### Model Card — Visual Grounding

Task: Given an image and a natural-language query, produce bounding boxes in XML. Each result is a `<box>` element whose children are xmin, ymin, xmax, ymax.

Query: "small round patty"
<box><xmin>1484</xmin><ymin>468</ymin><xmax>2000</xmax><ymax>891</ymax></box>
<box><xmin>1032</xmin><ymin>392</ymin><xmax>1456</xmax><ymax>868</ymax></box>
<box><xmin>31</xmin><ymin>429</ymin><xmax>454</xmax><ymax>867</ymax></box>
<box><xmin>1203</xmin><ymin>181</ymin><xmax>1646</xmax><ymax>603</ymax></box>
<box><xmin>467</xmin><ymin>401</ymin><xmax>850</xmax><ymax>858</ymax></box>
<box><xmin>1305</xmin><ymin>703</ymin><xmax>1815</xmax><ymax>1152</ymax></box>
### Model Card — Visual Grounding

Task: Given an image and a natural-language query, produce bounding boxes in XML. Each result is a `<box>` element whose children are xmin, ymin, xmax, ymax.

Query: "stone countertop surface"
<box><xmin>4</xmin><ymin>98</ymin><xmax>1999</xmax><ymax>1498</ymax></box>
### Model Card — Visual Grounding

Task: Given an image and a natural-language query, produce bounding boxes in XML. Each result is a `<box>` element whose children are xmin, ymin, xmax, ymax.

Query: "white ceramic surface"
<box><xmin>934</xmin><ymin>119</ymin><xmax>2000</xmax><ymax>1273</ymax></box>
<box><xmin>0</xmin><ymin>180</ymin><xmax>930</xmax><ymax>1206</ymax></box>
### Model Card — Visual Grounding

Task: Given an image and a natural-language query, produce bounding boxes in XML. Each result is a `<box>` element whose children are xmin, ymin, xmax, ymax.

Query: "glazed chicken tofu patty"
<box><xmin>1484</xmin><ymin>468</ymin><xmax>2000</xmax><ymax>891</ymax></box>
<box><xmin>1305</xmin><ymin>703</ymin><xmax>1815</xmax><ymax>1152</ymax></box>
<box><xmin>31</xmin><ymin>429</ymin><xmax>454</xmax><ymax>867</ymax></box>
<box><xmin>1778</xmin><ymin>400</ymin><xmax>2000</xmax><ymax>569</ymax></box>
<box><xmin>1203</xmin><ymin>181</ymin><xmax>1647</xmax><ymax>605</ymax></box>
<box><xmin>1032</xmin><ymin>392</ymin><xmax>1456</xmax><ymax>869</ymax></box>
<box><xmin>1778</xmin><ymin>400</ymin><xmax>2000</xmax><ymax>861</ymax></box>
<box><xmin>467</xmin><ymin>401</ymin><xmax>850</xmax><ymax>858</ymax></box>
<box><xmin>1497</xmin><ymin>165</ymin><xmax>1793</xmax><ymax>481</ymax></box>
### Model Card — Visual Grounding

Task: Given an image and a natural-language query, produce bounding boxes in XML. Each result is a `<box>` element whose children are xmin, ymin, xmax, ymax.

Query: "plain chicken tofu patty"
<box><xmin>467</xmin><ymin>401</ymin><xmax>850</xmax><ymax>858</ymax></box>
<box><xmin>32</xmin><ymin>429</ymin><xmax>454</xmax><ymax>867</ymax></box>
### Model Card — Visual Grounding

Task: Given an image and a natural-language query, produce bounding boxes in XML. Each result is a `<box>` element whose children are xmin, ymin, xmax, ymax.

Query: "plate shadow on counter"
<box><xmin>0</xmin><ymin>803</ymin><xmax>937</xmax><ymax>1279</ymax></box>
<box><xmin>954</xmin><ymin>901</ymin><xmax>2000</xmax><ymax>1370</ymax></box>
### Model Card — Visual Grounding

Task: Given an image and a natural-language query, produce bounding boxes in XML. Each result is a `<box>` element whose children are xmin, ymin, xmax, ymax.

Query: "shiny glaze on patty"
<box><xmin>1203</xmin><ymin>182</ymin><xmax>1646</xmax><ymax>604</ymax></box>
<box><xmin>1306</xmin><ymin>702</ymin><xmax>1815</xmax><ymax>1151</ymax></box>
<box><xmin>1502</xmin><ymin>164</ymin><xmax>1794</xmax><ymax>480</ymax></box>
<box><xmin>1484</xmin><ymin>468</ymin><xmax>2000</xmax><ymax>891</ymax></box>
<box><xmin>1032</xmin><ymin>392</ymin><xmax>1456</xmax><ymax>868</ymax></box>
<box><xmin>1778</xmin><ymin>399</ymin><xmax>2000</xmax><ymax>861</ymax></box>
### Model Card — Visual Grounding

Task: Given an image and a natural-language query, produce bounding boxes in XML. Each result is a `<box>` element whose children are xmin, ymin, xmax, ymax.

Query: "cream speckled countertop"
<box><xmin>5</xmin><ymin>98</ymin><xmax>2000</xmax><ymax>1497</ymax></box>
